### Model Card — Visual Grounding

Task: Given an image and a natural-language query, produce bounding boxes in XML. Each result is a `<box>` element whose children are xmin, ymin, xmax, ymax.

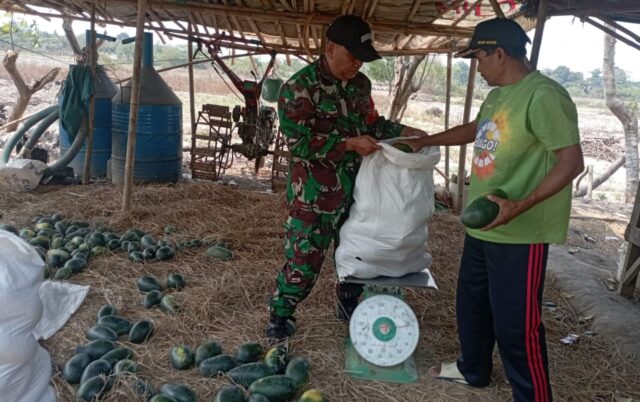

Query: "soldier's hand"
<box><xmin>346</xmin><ymin>135</ymin><xmax>382</xmax><ymax>156</ymax></box>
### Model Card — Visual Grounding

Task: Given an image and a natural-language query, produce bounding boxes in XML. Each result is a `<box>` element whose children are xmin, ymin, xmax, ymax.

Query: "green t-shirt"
<box><xmin>466</xmin><ymin>71</ymin><xmax>580</xmax><ymax>244</ymax></box>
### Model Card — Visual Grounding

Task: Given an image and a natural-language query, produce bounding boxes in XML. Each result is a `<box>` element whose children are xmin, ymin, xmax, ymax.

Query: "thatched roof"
<box><xmin>522</xmin><ymin>0</ymin><xmax>640</xmax><ymax>52</ymax></box>
<box><xmin>523</xmin><ymin>0</ymin><xmax>640</xmax><ymax>25</ymax></box>
<box><xmin>1</xmin><ymin>0</ymin><xmax>638</xmax><ymax>56</ymax></box>
<box><xmin>0</xmin><ymin>0</ymin><xmax>526</xmax><ymax>56</ymax></box>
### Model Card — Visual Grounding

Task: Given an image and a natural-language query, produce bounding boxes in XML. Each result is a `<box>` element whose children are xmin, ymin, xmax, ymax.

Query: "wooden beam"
<box><xmin>583</xmin><ymin>16</ymin><xmax>640</xmax><ymax>52</ymax></box>
<box><xmin>596</xmin><ymin>14</ymin><xmax>640</xmax><ymax>44</ymax></box>
<box><xmin>188</xmin><ymin>22</ymin><xmax>196</xmax><ymax>176</ymax></box>
<box><xmin>530</xmin><ymin>0</ymin><xmax>549</xmax><ymax>69</ymax></box>
<box><xmin>455</xmin><ymin>58</ymin><xmax>477</xmax><ymax>212</ymax></box>
<box><xmin>619</xmin><ymin>244</ymin><xmax>640</xmax><ymax>298</ymax></box>
<box><xmin>82</xmin><ymin>3</ymin><xmax>96</xmax><ymax>185</ymax></box>
<box><xmin>122</xmin><ymin>0</ymin><xmax>147</xmax><ymax>212</ymax></box>
<box><xmin>444</xmin><ymin>52</ymin><xmax>452</xmax><ymax>187</ymax></box>
<box><xmin>488</xmin><ymin>0</ymin><xmax>506</xmax><ymax>18</ymax></box>
<box><xmin>276</xmin><ymin>21</ymin><xmax>292</xmax><ymax>65</ymax></box>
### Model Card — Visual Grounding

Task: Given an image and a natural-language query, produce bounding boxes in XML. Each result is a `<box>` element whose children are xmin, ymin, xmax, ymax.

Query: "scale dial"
<box><xmin>349</xmin><ymin>295</ymin><xmax>420</xmax><ymax>367</ymax></box>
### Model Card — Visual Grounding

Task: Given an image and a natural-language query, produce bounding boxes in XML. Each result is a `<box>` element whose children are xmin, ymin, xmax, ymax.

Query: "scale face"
<box><xmin>349</xmin><ymin>294</ymin><xmax>420</xmax><ymax>367</ymax></box>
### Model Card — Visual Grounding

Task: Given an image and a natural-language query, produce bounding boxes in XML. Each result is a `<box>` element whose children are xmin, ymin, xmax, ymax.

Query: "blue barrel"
<box><xmin>59</xmin><ymin>65</ymin><xmax>116</xmax><ymax>177</ymax></box>
<box><xmin>110</xmin><ymin>103</ymin><xmax>182</xmax><ymax>184</ymax></box>
<box><xmin>110</xmin><ymin>32</ymin><xmax>183</xmax><ymax>184</ymax></box>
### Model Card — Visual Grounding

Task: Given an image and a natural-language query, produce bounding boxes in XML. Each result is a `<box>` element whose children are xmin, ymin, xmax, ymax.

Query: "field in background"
<box><xmin>0</xmin><ymin>53</ymin><xmax>630</xmax><ymax>202</ymax></box>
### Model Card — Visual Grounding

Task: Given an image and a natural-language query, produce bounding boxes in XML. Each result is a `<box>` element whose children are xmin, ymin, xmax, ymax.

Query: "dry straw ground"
<box><xmin>1</xmin><ymin>182</ymin><xmax>639</xmax><ymax>402</ymax></box>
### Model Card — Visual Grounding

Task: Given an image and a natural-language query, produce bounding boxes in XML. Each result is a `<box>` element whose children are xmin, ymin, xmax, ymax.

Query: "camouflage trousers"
<box><xmin>269</xmin><ymin>212</ymin><xmax>363</xmax><ymax>317</ymax></box>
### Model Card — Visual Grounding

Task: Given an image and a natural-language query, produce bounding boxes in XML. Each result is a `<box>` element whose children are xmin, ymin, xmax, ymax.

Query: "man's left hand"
<box><xmin>400</xmin><ymin>127</ymin><xmax>429</xmax><ymax>138</ymax></box>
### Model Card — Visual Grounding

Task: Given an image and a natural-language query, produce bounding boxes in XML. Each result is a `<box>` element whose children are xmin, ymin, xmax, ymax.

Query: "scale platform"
<box><xmin>342</xmin><ymin>269</ymin><xmax>437</xmax><ymax>384</ymax></box>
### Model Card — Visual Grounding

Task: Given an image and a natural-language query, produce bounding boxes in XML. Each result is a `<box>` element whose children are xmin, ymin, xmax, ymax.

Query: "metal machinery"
<box><xmin>186</xmin><ymin>34</ymin><xmax>286</xmax><ymax>184</ymax></box>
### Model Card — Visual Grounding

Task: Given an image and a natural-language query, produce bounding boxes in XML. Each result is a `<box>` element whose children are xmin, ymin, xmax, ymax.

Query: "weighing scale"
<box><xmin>342</xmin><ymin>269</ymin><xmax>437</xmax><ymax>384</ymax></box>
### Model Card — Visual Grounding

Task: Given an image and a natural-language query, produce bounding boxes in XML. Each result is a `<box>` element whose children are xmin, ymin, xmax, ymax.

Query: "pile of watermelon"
<box><xmin>63</xmin><ymin>304</ymin><xmax>155</xmax><ymax>401</ymax></box>
<box><xmin>0</xmin><ymin>213</ymin><xmax>234</xmax><ymax>281</ymax></box>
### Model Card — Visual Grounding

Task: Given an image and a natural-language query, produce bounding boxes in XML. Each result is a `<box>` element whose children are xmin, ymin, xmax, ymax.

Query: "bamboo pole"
<box><xmin>488</xmin><ymin>0</ymin><xmax>506</xmax><ymax>18</ymax></box>
<box><xmin>82</xmin><ymin>4</ymin><xmax>96</xmax><ymax>185</ymax></box>
<box><xmin>122</xmin><ymin>0</ymin><xmax>147</xmax><ymax>212</ymax></box>
<box><xmin>188</xmin><ymin>22</ymin><xmax>196</xmax><ymax>175</ymax></box>
<box><xmin>583</xmin><ymin>17</ymin><xmax>640</xmax><ymax>52</ymax></box>
<box><xmin>444</xmin><ymin>52</ymin><xmax>452</xmax><ymax>188</ymax></box>
<box><xmin>455</xmin><ymin>58</ymin><xmax>477</xmax><ymax>212</ymax></box>
<box><xmin>530</xmin><ymin>0</ymin><xmax>549</xmax><ymax>69</ymax></box>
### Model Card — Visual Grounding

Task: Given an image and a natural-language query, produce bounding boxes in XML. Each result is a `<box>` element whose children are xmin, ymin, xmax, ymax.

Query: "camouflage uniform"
<box><xmin>269</xmin><ymin>56</ymin><xmax>405</xmax><ymax>318</ymax></box>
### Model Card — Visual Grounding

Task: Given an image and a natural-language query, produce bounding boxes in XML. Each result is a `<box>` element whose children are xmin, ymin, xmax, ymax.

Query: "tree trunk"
<box><xmin>603</xmin><ymin>29</ymin><xmax>639</xmax><ymax>203</ymax></box>
<box><xmin>574</xmin><ymin>155</ymin><xmax>626</xmax><ymax>197</ymax></box>
<box><xmin>387</xmin><ymin>54</ymin><xmax>427</xmax><ymax>122</ymax></box>
<box><xmin>1</xmin><ymin>51</ymin><xmax>61</xmax><ymax>134</ymax></box>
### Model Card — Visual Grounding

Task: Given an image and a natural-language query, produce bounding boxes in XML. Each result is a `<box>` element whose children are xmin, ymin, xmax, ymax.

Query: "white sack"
<box><xmin>35</xmin><ymin>281</ymin><xmax>90</xmax><ymax>341</ymax></box>
<box><xmin>336</xmin><ymin>140</ymin><xmax>440</xmax><ymax>279</ymax></box>
<box><xmin>0</xmin><ymin>230</ymin><xmax>55</xmax><ymax>402</ymax></box>
<box><xmin>0</xmin><ymin>159</ymin><xmax>46</xmax><ymax>192</ymax></box>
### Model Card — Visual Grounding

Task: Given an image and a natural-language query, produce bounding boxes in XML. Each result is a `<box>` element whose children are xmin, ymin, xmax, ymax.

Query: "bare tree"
<box><xmin>603</xmin><ymin>29</ymin><xmax>638</xmax><ymax>203</ymax></box>
<box><xmin>574</xmin><ymin>29</ymin><xmax>639</xmax><ymax>200</ymax></box>
<box><xmin>387</xmin><ymin>55</ymin><xmax>434</xmax><ymax>122</ymax></box>
<box><xmin>1</xmin><ymin>51</ymin><xmax>60</xmax><ymax>133</ymax></box>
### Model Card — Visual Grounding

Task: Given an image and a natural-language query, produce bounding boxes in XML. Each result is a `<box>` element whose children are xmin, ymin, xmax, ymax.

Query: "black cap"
<box><xmin>455</xmin><ymin>18</ymin><xmax>531</xmax><ymax>58</ymax></box>
<box><xmin>326</xmin><ymin>15</ymin><xmax>381</xmax><ymax>62</ymax></box>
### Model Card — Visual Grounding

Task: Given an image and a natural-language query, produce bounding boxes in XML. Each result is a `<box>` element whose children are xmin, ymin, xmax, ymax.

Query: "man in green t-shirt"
<box><xmin>400</xmin><ymin>18</ymin><xmax>584</xmax><ymax>402</ymax></box>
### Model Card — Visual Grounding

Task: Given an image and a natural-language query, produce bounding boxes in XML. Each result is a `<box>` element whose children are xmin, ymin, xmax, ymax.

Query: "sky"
<box><xmin>18</xmin><ymin>14</ymin><xmax>640</xmax><ymax>81</ymax></box>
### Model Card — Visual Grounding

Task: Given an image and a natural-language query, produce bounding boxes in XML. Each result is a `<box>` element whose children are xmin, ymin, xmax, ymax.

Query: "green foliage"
<box><xmin>363</xmin><ymin>57</ymin><xmax>395</xmax><ymax>90</ymax></box>
<box><xmin>0</xmin><ymin>13</ymin><xmax>40</xmax><ymax>48</ymax></box>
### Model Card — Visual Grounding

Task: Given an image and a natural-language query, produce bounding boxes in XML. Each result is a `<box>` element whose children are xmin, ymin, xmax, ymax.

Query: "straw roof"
<box><xmin>0</xmin><ymin>0</ymin><xmax>526</xmax><ymax>56</ymax></box>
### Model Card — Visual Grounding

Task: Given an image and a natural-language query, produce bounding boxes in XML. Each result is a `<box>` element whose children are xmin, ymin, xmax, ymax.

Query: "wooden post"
<box><xmin>188</xmin><ymin>23</ymin><xmax>196</xmax><ymax>175</ymax></box>
<box><xmin>444</xmin><ymin>52</ymin><xmax>452</xmax><ymax>188</ymax></box>
<box><xmin>530</xmin><ymin>0</ymin><xmax>549</xmax><ymax>69</ymax></box>
<box><xmin>82</xmin><ymin>4</ymin><xmax>96</xmax><ymax>185</ymax></box>
<box><xmin>488</xmin><ymin>0</ymin><xmax>506</xmax><ymax>18</ymax></box>
<box><xmin>455</xmin><ymin>58</ymin><xmax>477</xmax><ymax>211</ymax></box>
<box><xmin>122</xmin><ymin>0</ymin><xmax>147</xmax><ymax>212</ymax></box>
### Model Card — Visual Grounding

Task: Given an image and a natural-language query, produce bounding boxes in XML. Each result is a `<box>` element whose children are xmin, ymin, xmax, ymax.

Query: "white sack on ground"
<box><xmin>0</xmin><ymin>159</ymin><xmax>46</xmax><ymax>192</ymax></box>
<box><xmin>336</xmin><ymin>140</ymin><xmax>440</xmax><ymax>279</ymax></box>
<box><xmin>0</xmin><ymin>230</ymin><xmax>55</xmax><ymax>402</ymax></box>
<box><xmin>35</xmin><ymin>281</ymin><xmax>90</xmax><ymax>341</ymax></box>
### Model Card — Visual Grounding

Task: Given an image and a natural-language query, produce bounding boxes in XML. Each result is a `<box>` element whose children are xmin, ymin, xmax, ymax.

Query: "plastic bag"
<box><xmin>335</xmin><ymin>139</ymin><xmax>440</xmax><ymax>279</ymax></box>
<box><xmin>0</xmin><ymin>230</ymin><xmax>55</xmax><ymax>402</ymax></box>
<box><xmin>0</xmin><ymin>159</ymin><xmax>46</xmax><ymax>192</ymax></box>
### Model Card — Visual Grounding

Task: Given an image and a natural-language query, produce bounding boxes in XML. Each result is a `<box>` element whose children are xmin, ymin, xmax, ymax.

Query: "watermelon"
<box><xmin>63</xmin><ymin>353</ymin><xmax>92</xmax><ymax>384</ymax></box>
<box><xmin>86</xmin><ymin>325</ymin><xmax>118</xmax><ymax>342</ymax></box>
<box><xmin>129</xmin><ymin>319</ymin><xmax>154</xmax><ymax>343</ymax></box>
<box><xmin>170</xmin><ymin>345</ymin><xmax>195</xmax><ymax>370</ymax></box>
<box><xmin>138</xmin><ymin>275</ymin><xmax>164</xmax><ymax>292</ymax></box>
<box><xmin>248</xmin><ymin>375</ymin><xmax>296</xmax><ymax>402</ymax></box>
<box><xmin>285</xmin><ymin>356</ymin><xmax>310</xmax><ymax>388</ymax></box>
<box><xmin>159</xmin><ymin>383</ymin><xmax>197</xmax><ymax>402</ymax></box>
<box><xmin>199</xmin><ymin>354</ymin><xmax>237</xmax><ymax>377</ymax></box>
<box><xmin>195</xmin><ymin>340</ymin><xmax>222</xmax><ymax>365</ymax></box>
<box><xmin>97</xmin><ymin>315</ymin><xmax>132</xmax><ymax>336</ymax></box>
<box><xmin>214</xmin><ymin>384</ymin><xmax>246</xmax><ymax>402</ymax></box>
<box><xmin>228</xmin><ymin>362</ymin><xmax>275</xmax><ymax>388</ymax></box>
<box><xmin>75</xmin><ymin>340</ymin><xmax>115</xmax><ymax>360</ymax></box>
<box><xmin>235</xmin><ymin>342</ymin><xmax>263</xmax><ymax>364</ymax></box>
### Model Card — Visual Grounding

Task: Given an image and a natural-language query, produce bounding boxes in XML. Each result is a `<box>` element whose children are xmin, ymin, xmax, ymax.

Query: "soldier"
<box><xmin>266</xmin><ymin>14</ymin><xmax>428</xmax><ymax>341</ymax></box>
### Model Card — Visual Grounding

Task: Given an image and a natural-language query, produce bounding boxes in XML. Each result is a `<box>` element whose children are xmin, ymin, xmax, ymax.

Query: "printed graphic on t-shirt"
<box><xmin>473</xmin><ymin>110</ymin><xmax>509</xmax><ymax>179</ymax></box>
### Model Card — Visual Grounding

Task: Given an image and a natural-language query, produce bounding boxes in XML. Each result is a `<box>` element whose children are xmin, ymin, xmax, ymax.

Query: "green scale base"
<box><xmin>343</xmin><ymin>285</ymin><xmax>419</xmax><ymax>384</ymax></box>
<box><xmin>344</xmin><ymin>337</ymin><xmax>419</xmax><ymax>383</ymax></box>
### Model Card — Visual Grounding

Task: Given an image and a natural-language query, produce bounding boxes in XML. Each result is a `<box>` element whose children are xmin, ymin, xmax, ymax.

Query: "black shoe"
<box><xmin>336</xmin><ymin>297</ymin><xmax>359</xmax><ymax>322</ymax></box>
<box><xmin>265</xmin><ymin>314</ymin><xmax>296</xmax><ymax>342</ymax></box>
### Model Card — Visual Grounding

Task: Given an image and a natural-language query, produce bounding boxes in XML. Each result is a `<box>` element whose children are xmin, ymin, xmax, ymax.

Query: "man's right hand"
<box><xmin>345</xmin><ymin>135</ymin><xmax>382</xmax><ymax>156</ymax></box>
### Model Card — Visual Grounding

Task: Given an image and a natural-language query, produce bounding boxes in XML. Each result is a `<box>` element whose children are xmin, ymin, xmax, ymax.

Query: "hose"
<box><xmin>1</xmin><ymin>105</ymin><xmax>59</xmax><ymax>165</ymax></box>
<box><xmin>18</xmin><ymin>109</ymin><xmax>60</xmax><ymax>159</ymax></box>
<box><xmin>43</xmin><ymin>123</ymin><xmax>88</xmax><ymax>178</ymax></box>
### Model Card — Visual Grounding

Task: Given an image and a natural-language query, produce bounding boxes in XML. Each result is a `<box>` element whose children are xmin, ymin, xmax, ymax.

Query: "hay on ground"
<box><xmin>1</xmin><ymin>182</ymin><xmax>639</xmax><ymax>402</ymax></box>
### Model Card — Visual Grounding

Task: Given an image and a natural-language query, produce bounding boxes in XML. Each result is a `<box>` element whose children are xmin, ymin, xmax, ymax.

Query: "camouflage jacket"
<box><xmin>278</xmin><ymin>56</ymin><xmax>405</xmax><ymax>220</ymax></box>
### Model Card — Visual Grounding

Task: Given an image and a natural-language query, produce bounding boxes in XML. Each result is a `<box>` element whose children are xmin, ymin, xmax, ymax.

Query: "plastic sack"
<box><xmin>34</xmin><ymin>280</ymin><xmax>90</xmax><ymax>341</ymax></box>
<box><xmin>335</xmin><ymin>139</ymin><xmax>440</xmax><ymax>279</ymax></box>
<box><xmin>0</xmin><ymin>230</ymin><xmax>55</xmax><ymax>402</ymax></box>
<box><xmin>0</xmin><ymin>159</ymin><xmax>46</xmax><ymax>192</ymax></box>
